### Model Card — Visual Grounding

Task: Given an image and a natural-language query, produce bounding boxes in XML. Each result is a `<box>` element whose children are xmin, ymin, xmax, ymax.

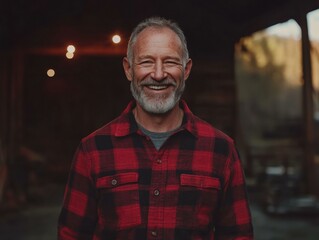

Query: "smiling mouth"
<box><xmin>146</xmin><ymin>85</ymin><xmax>171</xmax><ymax>90</ymax></box>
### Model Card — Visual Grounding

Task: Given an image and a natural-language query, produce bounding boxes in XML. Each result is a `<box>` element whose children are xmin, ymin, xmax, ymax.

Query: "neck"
<box><xmin>133</xmin><ymin>103</ymin><xmax>183</xmax><ymax>133</ymax></box>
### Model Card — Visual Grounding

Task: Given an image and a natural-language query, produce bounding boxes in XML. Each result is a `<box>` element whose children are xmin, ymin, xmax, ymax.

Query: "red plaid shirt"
<box><xmin>58</xmin><ymin>100</ymin><xmax>253</xmax><ymax>240</ymax></box>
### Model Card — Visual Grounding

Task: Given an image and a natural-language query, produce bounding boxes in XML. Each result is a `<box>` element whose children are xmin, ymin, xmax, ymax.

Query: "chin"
<box><xmin>140</xmin><ymin>97</ymin><xmax>177</xmax><ymax>114</ymax></box>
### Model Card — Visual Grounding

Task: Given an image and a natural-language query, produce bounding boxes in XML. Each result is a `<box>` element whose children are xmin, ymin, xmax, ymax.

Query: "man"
<box><xmin>58</xmin><ymin>17</ymin><xmax>254</xmax><ymax>239</ymax></box>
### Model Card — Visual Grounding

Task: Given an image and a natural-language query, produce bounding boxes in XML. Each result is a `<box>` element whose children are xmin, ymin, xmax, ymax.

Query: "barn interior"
<box><xmin>1</xmin><ymin>0</ymin><xmax>319</xmax><ymax>239</ymax></box>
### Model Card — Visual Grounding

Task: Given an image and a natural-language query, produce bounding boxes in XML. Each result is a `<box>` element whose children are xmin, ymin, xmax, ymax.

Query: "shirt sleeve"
<box><xmin>58</xmin><ymin>141</ymin><xmax>97</xmax><ymax>240</ymax></box>
<box><xmin>215</xmin><ymin>143</ymin><xmax>254</xmax><ymax>240</ymax></box>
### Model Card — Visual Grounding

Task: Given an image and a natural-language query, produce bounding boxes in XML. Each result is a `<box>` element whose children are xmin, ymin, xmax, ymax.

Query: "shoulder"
<box><xmin>80</xmin><ymin>115</ymin><xmax>124</xmax><ymax>147</ymax></box>
<box><xmin>81</xmin><ymin>100</ymin><xmax>136</xmax><ymax>144</ymax></box>
<box><xmin>181</xmin><ymin>100</ymin><xmax>233</xmax><ymax>144</ymax></box>
<box><xmin>192</xmin><ymin>115</ymin><xmax>234</xmax><ymax>143</ymax></box>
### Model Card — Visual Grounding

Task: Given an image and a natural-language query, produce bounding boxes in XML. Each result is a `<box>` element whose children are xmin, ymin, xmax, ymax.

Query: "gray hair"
<box><xmin>127</xmin><ymin>17</ymin><xmax>189</xmax><ymax>66</ymax></box>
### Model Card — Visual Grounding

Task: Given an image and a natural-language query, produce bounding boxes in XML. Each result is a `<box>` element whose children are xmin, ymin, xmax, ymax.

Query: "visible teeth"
<box><xmin>148</xmin><ymin>85</ymin><xmax>168</xmax><ymax>90</ymax></box>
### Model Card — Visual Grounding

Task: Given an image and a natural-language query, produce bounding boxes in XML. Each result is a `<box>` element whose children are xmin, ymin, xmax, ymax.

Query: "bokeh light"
<box><xmin>66</xmin><ymin>52</ymin><xmax>74</xmax><ymax>59</ymax></box>
<box><xmin>47</xmin><ymin>69</ymin><xmax>55</xmax><ymax>77</ymax></box>
<box><xmin>112</xmin><ymin>35</ymin><xmax>121</xmax><ymax>44</ymax></box>
<box><xmin>67</xmin><ymin>45</ymin><xmax>76</xmax><ymax>53</ymax></box>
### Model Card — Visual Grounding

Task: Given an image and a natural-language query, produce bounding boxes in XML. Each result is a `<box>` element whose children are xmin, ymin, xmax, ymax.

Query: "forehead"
<box><xmin>133</xmin><ymin>27</ymin><xmax>183</xmax><ymax>55</ymax></box>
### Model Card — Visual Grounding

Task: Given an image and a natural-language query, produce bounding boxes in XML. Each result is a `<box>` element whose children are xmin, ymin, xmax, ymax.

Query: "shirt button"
<box><xmin>111</xmin><ymin>179</ymin><xmax>118</xmax><ymax>186</ymax></box>
<box><xmin>151</xmin><ymin>231</ymin><xmax>157</xmax><ymax>237</ymax></box>
<box><xmin>154</xmin><ymin>189</ymin><xmax>160</xmax><ymax>196</ymax></box>
<box><xmin>156</xmin><ymin>159</ymin><xmax>162</xmax><ymax>164</ymax></box>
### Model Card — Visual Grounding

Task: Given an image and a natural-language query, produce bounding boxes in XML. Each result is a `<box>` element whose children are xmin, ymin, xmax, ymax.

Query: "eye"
<box><xmin>164</xmin><ymin>61</ymin><xmax>182</xmax><ymax>67</ymax></box>
<box><xmin>138</xmin><ymin>60</ymin><xmax>154</xmax><ymax>67</ymax></box>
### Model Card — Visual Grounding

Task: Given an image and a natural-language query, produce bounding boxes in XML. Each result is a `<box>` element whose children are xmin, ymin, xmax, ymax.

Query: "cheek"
<box><xmin>133</xmin><ymin>68</ymin><xmax>150</xmax><ymax>80</ymax></box>
<box><xmin>170</xmin><ymin>69</ymin><xmax>184</xmax><ymax>81</ymax></box>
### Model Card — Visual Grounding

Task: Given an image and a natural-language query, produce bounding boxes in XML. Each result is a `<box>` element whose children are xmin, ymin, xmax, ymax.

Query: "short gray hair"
<box><xmin>127</xmin><ymin>17</ymin><xmax>189</xmax><ymax>66</ymax></box>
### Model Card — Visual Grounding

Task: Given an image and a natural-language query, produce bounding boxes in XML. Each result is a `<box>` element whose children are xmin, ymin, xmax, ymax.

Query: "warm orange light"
<box><xmin>47</xmin><ymin>69</ymin><xmax>55</xmax><ymax>77</ymax></box>
<box><xmin>67</xmin><ymin>45</ymin><xmax>76</xmax><ymax>53</ymax></box>
<box><xmin>112</xmin><ymin>35</ymin><xmax>121</xmax><ymax>44</ymax></box>
<box><xmin>66</xmin><ymin>52</ymin><xmax>74</xmax><ymax>59</ymax></box>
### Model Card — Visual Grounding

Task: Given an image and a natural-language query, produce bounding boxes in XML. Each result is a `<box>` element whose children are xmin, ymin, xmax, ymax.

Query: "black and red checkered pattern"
<box><xmin>58</xmin><ymin>100</ymin><xmax>253</xmax><ymax>240</ymax></box>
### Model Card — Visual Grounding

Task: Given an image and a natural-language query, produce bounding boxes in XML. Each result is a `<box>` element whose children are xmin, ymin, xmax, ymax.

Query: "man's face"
<box><xmin>123</xmin><ymin>27</ymin><xmax>192</xmax><ymax>114</ymax></box>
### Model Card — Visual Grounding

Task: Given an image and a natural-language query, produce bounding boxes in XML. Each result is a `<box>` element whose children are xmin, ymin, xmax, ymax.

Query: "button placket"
<box><xmin>154</xmin><ymin>189</ymin><xmax>160</xmax><ymax>196</ymax></box>
<box><xmin>148</xmin><ymin>152</ymin><xmax>166</xmax><ymax>239</ymax></box>
<box><xmin>151</xmin><ymin>230</ymin><xmax>157</xmax><ymax>237</ymax></box>
<box><xmin>111</xmin><ymin>179</ymin><xmax>118</xmax><ymax>186</ymax></box>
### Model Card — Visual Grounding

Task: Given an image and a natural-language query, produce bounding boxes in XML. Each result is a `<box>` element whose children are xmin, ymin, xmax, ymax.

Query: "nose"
<box><xmin>151</xmin><ymin>61</ymin><xmax>167</xmax><ymax>81</ymax></box>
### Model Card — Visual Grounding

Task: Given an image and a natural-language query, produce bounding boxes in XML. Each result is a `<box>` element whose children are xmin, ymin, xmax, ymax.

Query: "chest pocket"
<box><xmin>177</xmin><ymin>174</ymin><xmax>221</xmax><ymax>230</ymax></box>
<box><xmin>96</xmin><ymin>172</ymin><xmax>141</xmax><ymax>230</ymax></box>
<box><xmin>180</xmin><ymin>174</ymin><xmax>221</xmax><ymax>189</ymax></box>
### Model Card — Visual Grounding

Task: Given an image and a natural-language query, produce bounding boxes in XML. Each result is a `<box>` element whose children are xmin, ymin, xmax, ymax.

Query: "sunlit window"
<box><xmin>307</xmin><ymin>9</ymin><xmax>319</xmax><ymax>42</ymax></box>
<box><xmin>265</xmin><ymin>19</ymin><xmax>301</xmax><ymax>40</ymax></box>
<box><xmin>235</xmin><ymin>19</ymin><xmax>302</xmax><ymax>142</ymax></box>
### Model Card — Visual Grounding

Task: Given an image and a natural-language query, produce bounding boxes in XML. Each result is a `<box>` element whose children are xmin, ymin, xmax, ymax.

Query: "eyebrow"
<box><xmin>136</xmin><ymin>55</ymin><xmax>153</xmax><ymax>60</ymax></box>
<box><xmin>136</xmin><ymin>55</ymin><xmax>182</xmax><ymax>62</ymax></box>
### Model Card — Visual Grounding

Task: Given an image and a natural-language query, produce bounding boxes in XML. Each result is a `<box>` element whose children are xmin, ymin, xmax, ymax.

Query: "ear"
<box><xmin>183</xmin><ymin>58</ymin><xmax>193</xmax><ymax>80</ymax></box>
<box><xmin>123</xmin><ymin>57</ymin><xmax>133</xmax><ymax>81</ymax></box>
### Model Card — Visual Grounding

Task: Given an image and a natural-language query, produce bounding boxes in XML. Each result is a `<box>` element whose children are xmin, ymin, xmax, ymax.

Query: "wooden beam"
<box><xmin>296</xmin><ymin>13</ymin><xmax>317</xmax><ymax>196</ymax></box>
<box><xmin>237</xmin><ymin>0</ymin><xmax>319</xmax><ymax>39</ymax></box>
<box><xmin>26</xmin><ymin>46</ymin><xmax>126</xmax><ymax>56</ymax></box>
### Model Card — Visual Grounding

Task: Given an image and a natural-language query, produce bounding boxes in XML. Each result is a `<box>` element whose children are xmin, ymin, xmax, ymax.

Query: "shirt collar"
<box><xmin>114</xmin><ymin>100</ymin><xmax>198</xmax><ymax>138</ymax></box>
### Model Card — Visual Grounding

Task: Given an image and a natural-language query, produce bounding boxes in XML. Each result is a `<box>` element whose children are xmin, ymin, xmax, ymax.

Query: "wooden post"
<box><xmin>297</xmin><ymin>13</ymin><xmax>317</xmax><ymax>196</ymax></box>
<box><xmin>7</xmin><ymin>48</ymin><xmax>25</xmax><ymax>164</ymax></box>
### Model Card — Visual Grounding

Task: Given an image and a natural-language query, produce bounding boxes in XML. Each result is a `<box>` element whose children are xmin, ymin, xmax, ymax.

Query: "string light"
<box><xmin>66</xmin><ymin>45</ymin><xmax>75</xmax><ymax>59</ymax></box>
<box><xmin>66</xmin><ymin>52</ymin><xmax>74</xmax><ymax>59</ymax></box>
<box><xmin>112</xmin><ymin>35</ymin><xmax>121</xmax><ymax>44</ymax></box>
<box><xmin>47</xmin><ymin>69</ymin><xmax>55</xmax><ymax>77</ymax></box>
<box><xmin>67</xmin><ymin>45</ymin><xmax>76</xmax><ymax>53</ymax></box>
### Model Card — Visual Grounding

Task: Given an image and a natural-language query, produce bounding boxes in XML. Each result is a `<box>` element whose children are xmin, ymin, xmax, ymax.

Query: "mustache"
<box><xmin>139</xmin><ymin>78</ymin><xmax>177</xmax><ymax>87</ymax></box>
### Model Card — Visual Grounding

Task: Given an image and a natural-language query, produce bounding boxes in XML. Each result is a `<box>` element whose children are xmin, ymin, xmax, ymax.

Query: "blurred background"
<box><xmin>1</xmin><ymin>1</ymin><xmax>319</xmax><ymax>239</ymax></box>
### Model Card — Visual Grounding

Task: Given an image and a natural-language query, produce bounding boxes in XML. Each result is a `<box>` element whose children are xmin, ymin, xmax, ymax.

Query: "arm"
<box><xmin>58</xmin><ymin>142</ymin><xmax>97</xmax><ymax>240</ymax></box>
<box><xmin>215</xmin><ymin>144</ymin><xmax>254</xmax><ymax>240</ymax></box>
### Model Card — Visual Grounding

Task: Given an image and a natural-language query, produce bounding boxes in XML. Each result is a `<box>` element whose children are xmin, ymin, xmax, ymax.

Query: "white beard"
<box><xmin>130</xmin><ymin>77</ymin><xmax>185</xmax><ymax>114</ymax></box>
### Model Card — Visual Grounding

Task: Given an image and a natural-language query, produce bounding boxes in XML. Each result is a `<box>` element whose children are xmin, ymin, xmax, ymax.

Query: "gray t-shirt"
<box><xmin>138</xmin><ymin>124</ymin><xmax>176</xmax><ymax>150</ymax></box>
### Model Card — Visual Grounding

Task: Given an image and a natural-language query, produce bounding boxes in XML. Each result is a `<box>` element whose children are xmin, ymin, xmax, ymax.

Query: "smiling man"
<box><xmin>124</xmin><ymin>25</ymin><xmax>189</xmax><ymax>117</ymax></box>
<box><xmin>58</xmin><ymin>17</ymin><xmax>254</xmax><ymax>240</ymax></box>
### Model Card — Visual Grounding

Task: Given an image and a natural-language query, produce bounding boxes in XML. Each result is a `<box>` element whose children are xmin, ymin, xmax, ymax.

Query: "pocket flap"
<box><xmin>180</xmin><ymin>174</ymin><xmax>221</xmax><ymax>189</ymax></box>
<box><xmin>96</xmin><ymin>172</ymin><xmax>138</xmax><ymax>188</ymax></box>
